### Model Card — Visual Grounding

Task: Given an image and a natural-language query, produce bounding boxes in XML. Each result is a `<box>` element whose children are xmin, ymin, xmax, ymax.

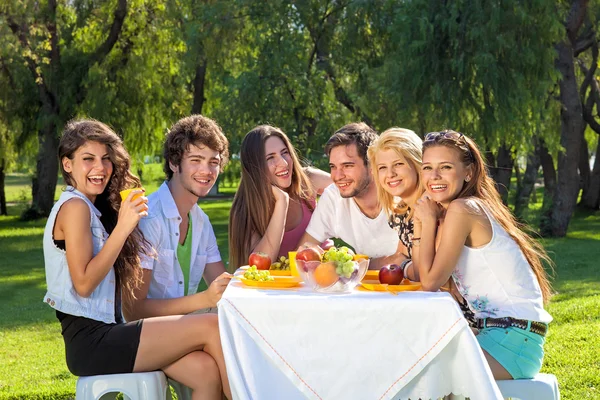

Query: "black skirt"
<box><xmin>56</xmin><ymin>311</ymin><xmax>143</xmax><ymax>376</ymax></box>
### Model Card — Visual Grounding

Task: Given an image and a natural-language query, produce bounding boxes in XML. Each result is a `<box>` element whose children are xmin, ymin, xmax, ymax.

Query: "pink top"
<box><xmin>278</xmin><ymin>198</ymin><xmax>316</xmax><ymax>258</ymax></box>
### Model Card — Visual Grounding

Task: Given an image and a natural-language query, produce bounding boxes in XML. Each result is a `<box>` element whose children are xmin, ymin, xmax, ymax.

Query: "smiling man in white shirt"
<box><xmin>298</xmin><ymin>122</ymin><xmax>405</xmax><ymax>269</ymax></box>
<box><xmin>125</xmin><ymin>115</ymin><xmax>232</xmax><ymax>322</ymax></box>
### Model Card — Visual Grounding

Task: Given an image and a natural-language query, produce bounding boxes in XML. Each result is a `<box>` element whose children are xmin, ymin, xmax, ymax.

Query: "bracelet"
<box><xmin>412</xmin><ymin>238</ymin><xmax>421</xmax><ymax>246</ymax></box>
<box><xmin>411</xmin><ymin>237</ymin><xmax>421</xmax><ymax>240</ymax></box>
<box><xmin>399</xmin><ymin>258</ymin><xmax>411</xmax><ymax>278</ymax></box>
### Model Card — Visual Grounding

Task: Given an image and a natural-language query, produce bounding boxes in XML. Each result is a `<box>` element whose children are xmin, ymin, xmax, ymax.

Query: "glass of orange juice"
<box><xmin>288</xmin><ymin>251</ymin><xmax>299</xmax><ymax>277</ymax></box>
<box><xmin>119</xmin><ymin>187</ymin><xmax>145</xmax><ymax>202</ymax></box>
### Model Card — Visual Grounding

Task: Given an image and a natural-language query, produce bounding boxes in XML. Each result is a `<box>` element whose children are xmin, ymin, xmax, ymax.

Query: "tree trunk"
<box><xmin>514</xmin><ymin>161</ymin><xmax>522</xmax><ymax>197</ymax></box>
<box><xmin>578</xmin><ymin>133</ymin><xmax>591</xmax><ymax>205</ymax></box>
<box><xmin>549</xmin><ymin>0</ymin><xmax>589</xmax><ymax>236</ymax></box>
<box><xmin>28</xmin><ymin>122</ymin><xmax>59</xmax><ymax>218</ymax></box>
<box><xmin>514</xmin><ymin>144</ymin><xmax>540</xmax><ymax>219</ymax></box>
<box><xmin>551</xmin><ymin>41</ymin><xmax>585</xmax><ymax>236</ymax></box>
<box><xmin>539</xmin><ymin>140</ymin><xmax>556</xmax><ymax>237</ymax></box>
<box><xmin>0</xmin><ymin>158</ymin><xmax>7</xmax><ymax>216</ymax></box>
<box><xmin>489</xmin><ymin>144</ymin><xmax>514</xmax><ymax>204</ymax></box>
<box><xmin>580</xmin><ymin>138</ymin><xmax>600</xmax><ymax>209</ymax></box>
<box><xmin>191</xmin><ymin>58</ymin><xmax>207</xmax><ymax>115</ymax></box>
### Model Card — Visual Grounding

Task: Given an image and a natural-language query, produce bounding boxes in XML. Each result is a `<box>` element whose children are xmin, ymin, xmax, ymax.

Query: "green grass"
<box><xmin>2</xmin><ymin>163</ymin><xmax>238</xmax><ymax>209</ymax></box>
<box><xmin>0</xmin><ymin>175</ymin><xmax>599</xmax><ymax>399</ymax></box>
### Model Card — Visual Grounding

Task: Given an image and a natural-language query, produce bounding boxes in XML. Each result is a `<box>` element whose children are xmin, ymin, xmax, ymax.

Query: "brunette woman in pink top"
<box><xmin>229</xmin><ymin>125</ymin><xmax>331</xmax><ymax>269</ymax></box>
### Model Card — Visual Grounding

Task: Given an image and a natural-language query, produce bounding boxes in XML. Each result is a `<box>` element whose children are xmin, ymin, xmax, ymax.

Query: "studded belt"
<box><xmin>476</xmin><ymin>317</ymin><xmax>548</xmax><ymax>337</ymax></box>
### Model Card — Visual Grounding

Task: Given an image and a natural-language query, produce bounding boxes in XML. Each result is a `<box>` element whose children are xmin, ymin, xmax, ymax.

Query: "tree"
<box><xmin>576</xmin><ymin>23</ymin><xmax>600</xmax><ymax>210</ymax></box>
<box><xmin>0</xmin><ymin>0</ymin><xmax>128</xmax><ymax>218</ymax></box>
<box><xmin>550</xmin><ymin>0</ymin><xmax>591</xmax><ymax>236</ymax></box>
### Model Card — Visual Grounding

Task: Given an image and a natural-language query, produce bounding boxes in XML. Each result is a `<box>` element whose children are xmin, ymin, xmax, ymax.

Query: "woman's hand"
<box><xmin>271</xmin><ymin>185</ymin><xmax>289</xmax><ymax>203</ymax></box>
<box><xmin>117</xmin><ymin>189</ymin><xmax>148</xmax><ymax>234</ymax></box>
<box><xmin>413</xmin><ymin>195</ymin><xmax>442</xmax><ymax>224</ymax></box>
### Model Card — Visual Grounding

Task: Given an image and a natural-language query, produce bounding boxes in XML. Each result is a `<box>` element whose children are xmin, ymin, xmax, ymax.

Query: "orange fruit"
<box><xmin>313</xmin><ymin>262</ymin><xmax>338</xmax><ymax>287</ymax></box>
<box><xmin>353</xmin><ymin>254</ymin><xmax>369</xmax><ymax>261</ymax></box>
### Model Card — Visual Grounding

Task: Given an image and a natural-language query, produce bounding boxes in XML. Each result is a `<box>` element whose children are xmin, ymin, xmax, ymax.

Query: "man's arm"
<box><xmin>296</xmin><ymin>232</ymin><xmax>321</xmax><ymax>250</ymax></box>
<box><xmin>368</xmin><ymin>252</ymin><xmax>408</xmax><ymax>270</ymax></box>
<box><xmin>124</xmin><ymin>269</ymin><xmax>217</xmax><ymax>321</ymax></box>
<box><xmin>301</xmin><ymin>186</ymin><xmax>337</xmax><ymax>247</ymax></box>
<box><xmin>365</xmin><ymin>239</ymin><xmax>408</xmax><ymax>270</ymax></box>
<box><xmin>203</xmin><ymin>260</ymin><xmax>227</xmax><ymax>284</ymax></box>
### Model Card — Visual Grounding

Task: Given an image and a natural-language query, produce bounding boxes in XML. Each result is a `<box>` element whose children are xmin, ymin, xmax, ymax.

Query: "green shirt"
<box><xmin>177</xmin><ymin>215</ymin><xmax>193</xmax><ymax>296</ymax></box>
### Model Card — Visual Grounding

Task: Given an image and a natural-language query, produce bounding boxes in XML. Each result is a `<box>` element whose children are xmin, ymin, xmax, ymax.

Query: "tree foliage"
<box><xmin>0</xmin><ymin>0</ymin><xmax>598</xmax><ymax>234</ymax></box>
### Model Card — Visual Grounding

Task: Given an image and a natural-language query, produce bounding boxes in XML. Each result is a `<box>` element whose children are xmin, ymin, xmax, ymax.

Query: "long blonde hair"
<box><xmin>423</xmin><ymin>130</ymin><xmax>554</xmax><ymax>303</ymax></box>
<box><xmin>368</xmin><ymin>128</ymin><xmax>423</xmax><ymax>218</ymax></box>
<box><xmin>228</xmin><ymin>125</ymin><xmax>315</xmax><ymax>270</ymax></box>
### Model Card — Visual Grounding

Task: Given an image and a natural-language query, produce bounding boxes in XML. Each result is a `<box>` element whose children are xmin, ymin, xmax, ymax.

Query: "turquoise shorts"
<box><xmin>476</xmin><ymin>326</ymin><xmax>545</xmax><ymax>379</ymax></box>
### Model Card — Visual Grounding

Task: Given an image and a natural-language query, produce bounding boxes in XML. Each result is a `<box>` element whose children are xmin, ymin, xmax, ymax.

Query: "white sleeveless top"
<box><xmin>43</xmin><ymin>187</ymin><xmax>119</xmax><ymax>324</ymax></box>
<box><xmin>451</xmin><ymin>200</ymin><xmax>552</xmax><ymax>324</ymax></box>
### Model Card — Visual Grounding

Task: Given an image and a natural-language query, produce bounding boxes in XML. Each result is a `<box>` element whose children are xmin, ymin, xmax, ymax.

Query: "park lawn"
<box><xmin>3</xmin><ymin>163</ymin><xmax>238</xmax><ymax>206</ymax></box>
<box><xmin>0</xmin><ymin>180</ymin><xmax>599</xmax><ymax>399</ymax></box>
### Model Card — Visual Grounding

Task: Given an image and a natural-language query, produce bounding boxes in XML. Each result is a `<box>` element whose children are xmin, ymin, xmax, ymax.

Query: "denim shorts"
<box><xmin>476</xmin><ymin>326</ymin><xmax>545</xmax><ymax>379</ymax></box>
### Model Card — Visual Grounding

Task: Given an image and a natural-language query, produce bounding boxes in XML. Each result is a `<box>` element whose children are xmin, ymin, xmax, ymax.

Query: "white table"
<box><xmin>218</xmin><ymin>281</ymin><xmax>503</xmax><ymax>400</ymax></box>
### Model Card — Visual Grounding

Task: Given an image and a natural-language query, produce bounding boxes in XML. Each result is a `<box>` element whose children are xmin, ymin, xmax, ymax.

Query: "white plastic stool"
<box><xmin>496</xmin><ymin>373</ymin><xmax>560</xmax><ymax>400</ymax></box>
<box><xmin>167</xmin><ymin>378</ymin><xmax>192</xmax><ymax>400</ymax></box>
<box><xmin>76</xmin><ymin>371</ymin><xmax>169</xmax><ymax>400</ymax></box>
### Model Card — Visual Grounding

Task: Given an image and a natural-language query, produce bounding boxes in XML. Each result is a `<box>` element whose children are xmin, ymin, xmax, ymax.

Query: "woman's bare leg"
<box><xmin>162</xmin><ymin>351</ymin><xmax>221</xmax><ymax>400</ymax></box>
<box><xmin>132</xmin><ymin>313</ymin><xmax>231</xmax><ymax>399</ymax></box>
<box><xmin>482</xmin><ymin>349</ymin><xmax>513</xmax><ymax>380</ymax></box>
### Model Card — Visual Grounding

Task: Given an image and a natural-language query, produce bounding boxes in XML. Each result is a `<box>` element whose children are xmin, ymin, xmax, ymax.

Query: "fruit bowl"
<box><xmin>296</xmin><ymin>258</ymin><xmax>370</xmax><ymax>293</ymax></box>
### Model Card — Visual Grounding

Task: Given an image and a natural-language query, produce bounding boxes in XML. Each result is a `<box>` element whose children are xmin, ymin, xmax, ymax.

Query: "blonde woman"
<box><xmin>368</xmin><ymin>128</ymin><xmax>424</xmax><ymax>278</ymax></box>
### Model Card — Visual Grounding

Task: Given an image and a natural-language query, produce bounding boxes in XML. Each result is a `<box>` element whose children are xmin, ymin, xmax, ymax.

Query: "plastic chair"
<box><xmin>167</xmin><ymin>378</ymin><xmax>192</xmax><ymax>400</ymax></box>
<box><xmin>75</xmin><ymin>371</ymin><xmax>169</xmax><ymax>400</ymax></box>
<box><xmin>496</xmin><ymin>373</ymin><xmax>560</xmax><ymax>400</ymax></box>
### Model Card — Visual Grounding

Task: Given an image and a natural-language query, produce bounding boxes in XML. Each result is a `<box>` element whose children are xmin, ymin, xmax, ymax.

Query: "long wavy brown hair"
<box><xmin>228</xmin><ymin>125</ymin><xmax>315</xmax><ymax>270</ymax></box>
<box><xmin>59</xmin><ymin>119</ymin><xmax>151</xmax><ymax>301</ymax></box>
<box><xmin>423</xmin><ymin>130</ymin><xmax>554</xmax><ymax>303</ymax></box>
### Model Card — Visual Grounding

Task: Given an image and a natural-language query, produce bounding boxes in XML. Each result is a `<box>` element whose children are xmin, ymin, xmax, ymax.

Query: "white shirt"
<box><xmin>139</xmin><ymin>182</ymin><xmax>221</xmax><ymax>299</ymax></box>
<box><xmin>43</xmin><ymin>188</ymin><xmax>118</xmax><ymax>324</ymax></box>
<box><xmin>305</xmin><ymin>184</ymin><xmax>399</xmax><ymax>258</ymax></box>
<box><xmin>452</xmin><ymin>200</ymin><xmax>552</xmax><ymax>323</ymax></box>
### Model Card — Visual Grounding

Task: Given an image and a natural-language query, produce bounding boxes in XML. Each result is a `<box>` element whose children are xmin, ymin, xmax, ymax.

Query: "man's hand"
<box><xmin>204</xmin><ymin>272</ymin><xmax>232</xmax><ymax>307</ymax></box>
<box><xmin>296</xmin><ymin>242</ymin><xmax>325</xmax><ymax>257</ymax></box>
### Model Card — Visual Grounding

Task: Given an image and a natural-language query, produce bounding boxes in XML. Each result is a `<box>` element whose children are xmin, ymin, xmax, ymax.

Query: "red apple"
<box><xmin>296</xmin><ymin>247</ymin><xmax>322</xmax><ymax>262</ymax></box>
<box><xmin>248</xmin><ymin>252</ymin><xmax>272</xmax><ymax>270</ymax></box>
<box><xmin>320</xmin><ymin>238</ymin><xmax>335</xmax><ymax>251</ymax></box>
<box><xmin>379</xmin><ymin>264</ymin><xmax>404</xmax><ymax>285</ymax></box>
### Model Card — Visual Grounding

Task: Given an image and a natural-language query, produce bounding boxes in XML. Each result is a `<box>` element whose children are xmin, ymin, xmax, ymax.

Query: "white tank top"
<box><xmin>451</xmin><ymin>200</ymin><xmax>552</xmax><ymax>323</ymax></box>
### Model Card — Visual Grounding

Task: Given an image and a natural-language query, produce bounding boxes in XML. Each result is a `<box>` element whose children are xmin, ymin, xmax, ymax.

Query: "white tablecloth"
<box><xmin>218</xmin><ymin>282</ymin><xmax>503</xmax><ymax>400</ymax></box>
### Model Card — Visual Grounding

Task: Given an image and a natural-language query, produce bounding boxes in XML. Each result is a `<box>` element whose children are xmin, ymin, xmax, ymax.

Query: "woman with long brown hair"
<box><xmin>43</xmin><ymin>119</ymin><xmax>231</xmax><ymax>399</ymax></box>
<box><xmin>412</xmin><ymin>129</ymin><xmax>553</xmax><ymax>381</ymax></box>
<box><xmin>229</xmin><ymin>125</ymin><xmax>331</xmax><ymax>269</ymax></box>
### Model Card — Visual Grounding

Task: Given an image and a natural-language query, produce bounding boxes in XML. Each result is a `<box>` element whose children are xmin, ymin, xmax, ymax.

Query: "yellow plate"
<box><xmin>236</xmin><ymin>276</ymin><xmax>301</xmax><ymax>289</ymax></box>
<box><xmin>237</xmin><ymin>265</ymin><xmax>291</xmax><ymax>276</ymax></box>
<box><xmin>360</xmin><ymin>280</ymin><xmax>421</xmax><ymax>292</ymax></box>
<box><xmin>269</xmin><ymin>270</ymin><xmax>292</xmax><ymax>276</ymax></box>
<box><xmin>353</xmin><ymin>254</ymin><xmax>369</xmax><ymax>261</ymax></box>
<box><xmin>362</xmin><ymin>270</ymin><xmax>380</xmax><ymax>281</ymax></box>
